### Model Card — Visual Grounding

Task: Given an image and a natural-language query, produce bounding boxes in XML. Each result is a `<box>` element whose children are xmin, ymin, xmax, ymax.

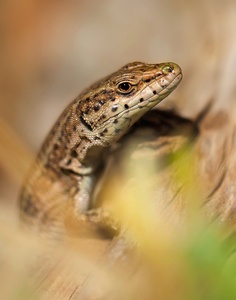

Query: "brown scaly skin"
<box><xmin>19</xmin><ymin>62</ymin><xmax>182</xmax><ymax>234</ymax></box>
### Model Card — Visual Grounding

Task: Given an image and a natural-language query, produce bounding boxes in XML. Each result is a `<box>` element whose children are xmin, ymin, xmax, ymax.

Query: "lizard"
<box><xmin>19</xmin><ymin>61</ymin><xmax>182</xmax><ymax>235</ymax></box>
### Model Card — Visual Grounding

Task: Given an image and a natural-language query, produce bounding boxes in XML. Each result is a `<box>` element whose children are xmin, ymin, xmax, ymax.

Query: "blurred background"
<box><xmin>1</xmin><ymin>0</ymin><xmax>236</xmax><ymax>206</ymax></box>
<box><xmin>1</xmin><ymin>1</ymin><xmax>236</xmax><ymax>299</ymax></box>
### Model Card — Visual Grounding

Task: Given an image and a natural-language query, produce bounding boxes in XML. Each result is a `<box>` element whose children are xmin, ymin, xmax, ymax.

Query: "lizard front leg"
<box><xmin>62</xmin><ymin>171</ymin><xmax>119</xmax><ymax>238</ymax></box>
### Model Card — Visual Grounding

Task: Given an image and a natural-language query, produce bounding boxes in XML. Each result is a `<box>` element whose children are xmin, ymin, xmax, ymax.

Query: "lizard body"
<box><xmin>19</xmin><ymin>62</ymin><xmax>182</xmax><ymax>233</ymax></box>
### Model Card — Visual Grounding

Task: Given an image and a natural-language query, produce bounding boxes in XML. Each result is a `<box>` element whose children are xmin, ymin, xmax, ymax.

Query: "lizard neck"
<box><xmin>39</xmin><ymin>103</ymin><xmax>106</xmax><ymax>176</ymax></box>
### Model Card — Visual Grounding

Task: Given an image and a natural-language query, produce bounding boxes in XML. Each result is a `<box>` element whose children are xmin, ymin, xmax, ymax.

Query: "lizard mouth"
<box><xmin>80</xmin><ymin>72</ymin><xmax>182</xmax><ymax>136</ymax></box>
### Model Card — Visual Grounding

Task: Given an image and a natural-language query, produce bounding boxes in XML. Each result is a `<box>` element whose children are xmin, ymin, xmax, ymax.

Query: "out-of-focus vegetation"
<box><xmin>1</xmin><ymin>144</ymin><xmax>236</xmax><ymax>299</ymax></box>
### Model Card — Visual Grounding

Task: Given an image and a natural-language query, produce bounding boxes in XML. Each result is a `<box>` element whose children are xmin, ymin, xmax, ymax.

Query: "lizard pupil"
<box><xmin>118</xmin><ymin>82</ymin><xmax>132</xmax><ymax>93</ymax></box>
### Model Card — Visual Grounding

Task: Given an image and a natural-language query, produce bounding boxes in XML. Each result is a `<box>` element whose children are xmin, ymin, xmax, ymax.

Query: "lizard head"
<box><xmin>76</xmin><ymin>61</ymin><xmax>182</xmax><ymax>146</ymax></box>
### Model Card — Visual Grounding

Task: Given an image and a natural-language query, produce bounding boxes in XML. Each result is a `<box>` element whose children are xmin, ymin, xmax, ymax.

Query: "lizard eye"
<box><xmin>117</xmin><ymin>82</ymin><xmax>133</xmax><ymax>94</ymax></box>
